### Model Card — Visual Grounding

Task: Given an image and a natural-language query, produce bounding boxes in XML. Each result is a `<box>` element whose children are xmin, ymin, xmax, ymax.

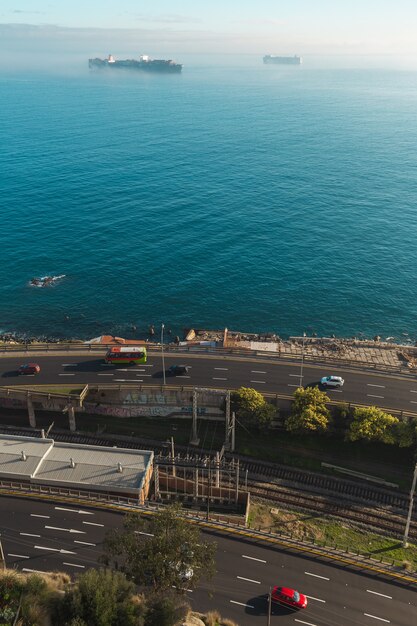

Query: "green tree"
<box><xmin>232</xmin><ymin>387</ymin><xmax>277</xmax><ymax>430</ymax></box>
<box><xmin>145</xmin><ymin>593</ymin><xmax>189</xmax><ymax>626</ymax></box>
<box><xmin>347</xmin><ymin>406</ymin><xmax>399</xmax><ymax>444</ymax></box>
<box><xmin>286</xmin><ymin>386</ymin><xmax>331</xmax><ymax>433</ymax></box>
<box><xmin>395</xmin><ymin>420</ymin><xmax>416</xmax><ymax>448</ymax></box>
<box><xmin>55</xmin><ymin>569</ymin><xmax>144</xmax><ymax>626</ymax></box>
<box><xmin>103</xmin><ymin>505</ymin><xmax>216</xmax><ymax>592</ymax></box>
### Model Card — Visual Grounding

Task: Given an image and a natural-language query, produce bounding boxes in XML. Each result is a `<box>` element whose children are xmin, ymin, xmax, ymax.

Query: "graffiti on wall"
<box><xmin>0</xmin><ymin>397</ymin><xmax>26</xmax><ymax>408</ymax></box>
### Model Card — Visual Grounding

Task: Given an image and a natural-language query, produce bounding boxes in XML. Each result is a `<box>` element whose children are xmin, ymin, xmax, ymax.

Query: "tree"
<box><xmin>286</xmin><ymin>386</ymin><xmax>331</xmax><ymax>433</ymax></box>
<box><xmin>232</xmin><ymin>387</ymin><xmax>277</xmax><ymax>430</ymax></box>
<box><xmin>55</xmin><ymin>569</ymin><xmax>145</xmax><ymax>626</ymax></box>
<box><xmin>395</xmin><ymin>420</ymin><xmax>416</xmax><ymax>448</ymax></box>
<box><xmin>347</xmin><ymin>406</ymin><xmax>399</xmax><ymax>444</ymax></box>
<box><xmin>103</xmin><ymin>505</ymin><xmax>216</xmax><ymax>592</ymax></box>
<box><xmin>145</xmin><ymin>593</ymin><xmax>189</xmax><ymax>626</ymax></box>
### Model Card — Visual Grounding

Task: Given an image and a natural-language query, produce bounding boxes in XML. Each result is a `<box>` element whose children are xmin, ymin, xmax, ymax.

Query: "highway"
<box><xmin>1</xmin><ymin>353</ymin><xmax>417</xmax><ymax>413</ymax></box>
<box><xmin>0</xmin><ymin>496</ymin><xmax>415</xmax><ymax>625</ymax></box>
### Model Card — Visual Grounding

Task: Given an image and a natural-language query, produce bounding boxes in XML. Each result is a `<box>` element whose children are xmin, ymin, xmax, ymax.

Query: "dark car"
<box><xmin>167</xmin><ymin>365</ymin><xmax>190</xmax><ymax>376</ymax></box>
<box><xmin>18</xmin><ymin>363</ymin><xmax>41</xmax><ymax>375</ymax></box>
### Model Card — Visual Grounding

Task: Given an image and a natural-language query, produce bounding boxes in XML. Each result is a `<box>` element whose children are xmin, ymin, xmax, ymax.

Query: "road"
<box><xmin>1</xmin><ymin>353</ymin><xmax>417</xmax><ymax>413</ymax></box>
<box><xmin>0</xmin><ymin>496</ymin><xmax>416</xmax><ymax>625</ymax></box>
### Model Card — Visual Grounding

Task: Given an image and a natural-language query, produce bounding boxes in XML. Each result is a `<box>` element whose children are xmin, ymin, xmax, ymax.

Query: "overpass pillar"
<box><xmin>27</xmin><ymin>395</ymin><xmax>36</xmax><ymax>428</ymax></box>
<box><xmin>67</xmin><ymin>404</ymin><xmax>76</xmax><ymax>432</ymax></box>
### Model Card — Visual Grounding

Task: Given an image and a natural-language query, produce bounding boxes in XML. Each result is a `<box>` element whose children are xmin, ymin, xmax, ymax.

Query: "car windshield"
<box><xmin>293</xmin><ymin>591</ymin><xmax>300</xmax><ymax>602</ymax></box>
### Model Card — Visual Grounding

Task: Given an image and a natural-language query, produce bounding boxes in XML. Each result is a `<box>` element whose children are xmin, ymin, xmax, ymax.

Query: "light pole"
<box><xmin>403</xmin><ymin>462</ymin><xmax>417</xmax><ymax>548</ymax></box>
<box><xmin>161</xmin><ymin>323</ymin><xmax>166</xmax><ymax>385</ymax></box>
<box><xmin>299</xmin><ymin>332</ymin><xmax>306</xmax><ymax>388</ymax></box>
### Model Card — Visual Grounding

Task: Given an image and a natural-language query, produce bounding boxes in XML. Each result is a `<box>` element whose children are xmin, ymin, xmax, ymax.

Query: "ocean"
<box><xmin>1</xmin><ymin>56</ymin><xmax>417</xmax><ymax>342</ymax></box>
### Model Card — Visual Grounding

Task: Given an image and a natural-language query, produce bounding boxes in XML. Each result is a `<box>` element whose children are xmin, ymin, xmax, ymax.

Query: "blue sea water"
<box><xmin>1</xmin><ymin>56</ymin><xmax>417</xmax><ymax>341</ymax></box>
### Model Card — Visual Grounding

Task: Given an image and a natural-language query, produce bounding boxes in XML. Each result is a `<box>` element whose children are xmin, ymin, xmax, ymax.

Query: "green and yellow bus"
<box><xmin>105</xmin><ymin>346</ymin><xmax>147</xmax><ymax>365</ymax></box>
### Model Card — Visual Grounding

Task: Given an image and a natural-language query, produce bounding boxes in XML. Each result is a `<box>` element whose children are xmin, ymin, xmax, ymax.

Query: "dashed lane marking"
<box><xmin>63</xmin><ymin>562</ymin><xmax>85</xmax><ymax>569</ymax></box>
<box><xmin>242</xmin><ymin>554</ymin><xmax>266</xmax><ymax>563</ymax></box>
<box><xmin>364</xmin><ymin>614</ymin><xmax>390</xmax><ymax>623</ymax></box>
<box><xmin>135</xmin><ymin>531</ymin><xmax>155</xmax><ymax>537</ymax></box>
<box><xmin>55</xmin><ymin>507</ymin><xmax>94</xmax><ymax>515</ymax></box>
<box><xmin>45</xmin><ymin>526</ymin><xmax>86</xmax><ymax>534</ymax></box>
<box><xmin>74</xmin><ymin>540</ymin><xmax>96</xmax><ymax>546</ymax></box>
<box><xmin>410</xmin><ymin>401</ymin><xmax>417</xmax><ymax>404</ymax></box>
<box><xmin>23</xmin><ymin>568</ymin><xmax>47</xmax><ymax>573</ymax></box>
<box><xmin>295</xmin><ymin>620</ymin><xmax>319</xmax><ymax>626</ymax></box>
<box><xmin>251</xmin><ymin>380</ymin><xmax>266</xmax><ymax>384</ymax></box>
<box><xmin>177</xmin><ymin>375</ymin><xmax>191</xmax><ymax>378</ymax></box>
<box><xmin>237</xmin><ymin>575</ymin><xmax>261</xmax><ymax>584</ymax></box>
<box><xmin>214</xmin><ymin>367</ymin><xmax>229</xmax><ymax>370</ymax></box>
<box><xmin>59</xmin><ymin>373</ymin><xmax>75</xmax><ymax>376</ymax></box>
<box><xmin>213</xmin><ymin>377</ymin><xmax>228</xmax><ymax>381</ymax></box>
<box><xmin>288</xmin><ymin>384</ymin><xmax>301</xmax><ymax>387</ymax></box>
<box><xmin>252</xmin><ymin>370</ymin><xmax>267</xmax><ymax>374</ymax></box>
<box><xmin>230</xmin><ymin>600</ymin><xmax>254</xmax><ymax>609</ymax></box>
<box><xmin>305</xmin><ymin>595</ymin><xmax>326</xmax><ymax>603</ymax></box>
<box><xmin>97</xmin><ymin>373</ymin><xmax>114</xmax><ymax>376</ymax></box>
<box><xmin>366</xmin><ymin>590</ymin><xmax>392</xmax><ymax>599</ymax></box>
<box><xmin>62</xmin><ymin>364</ymin><xmax>76</xmax><ymax>367</ymax></box>
<box><xmin>305</xmin><ymin>572</ymin><xmax>329</xmax><ymax>580</ymax></box>
<box><xmin>8</xmin><ymin>553</ymin><xmax>29</xmax><ymax>559</ymax></box>
<box><xmin>34</xmin><ymin>546</ymin><xmax>76</xmax><ymax>554</ymax></box>
<box><xmin>367</xmin><ymin>384</ymin><xmax>386</xmax><ymax>388</ymax></box>
<box><xmin>20</xmin><ymin>533</ymin><xmax>41</xmax><ymax>538</ymax></box>
<box><xmin>410</xmin><ymin>390</ymin><xmax>417</xmax><ymax>393</ymax></box>
<box><xmin>82</xmin><ymin>521</ymin><xmax>104</xmax><ymax>527</ymax></box>
<box><xmin>31</xmin><ymin>514</ymin><xmax>50</xmax><ymax>519</ymax></box>
<box><xmin>367</xmin><ymin>394</ymin><xmax>384</xmax><ymax>399</ymax></box>
<box><xmin>289</xmin><ymin>374</ymin><xmax>303</xmax><ymax>377</ymax></box>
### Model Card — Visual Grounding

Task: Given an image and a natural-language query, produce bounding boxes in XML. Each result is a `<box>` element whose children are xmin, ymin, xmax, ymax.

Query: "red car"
<box><xmin>271</xmin><ymin>586</ymin><xmax>308</xmax><ymax>610</ymax></box>
<box><xmin>18</xmin><ymin>363</ymin><xmax>41</xmax><ymax>375</ymax></box>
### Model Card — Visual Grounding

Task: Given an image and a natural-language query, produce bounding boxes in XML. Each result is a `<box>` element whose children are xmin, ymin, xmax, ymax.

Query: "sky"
<box><xmin>1</xmin><ymin>0</ymin><xmax>417</xmax><ymax>57</ymax></box>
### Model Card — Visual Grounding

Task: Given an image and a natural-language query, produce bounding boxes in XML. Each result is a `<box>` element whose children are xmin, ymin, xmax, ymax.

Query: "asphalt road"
<box><xmin>1</xmin><ymin>353</ymin><xmax>417</xmax><ymax>413</ymax></box>
<box><xmin>1</xmin><ymin>496</ymin><xmax>416</xmax><ymax>625</ymax></box>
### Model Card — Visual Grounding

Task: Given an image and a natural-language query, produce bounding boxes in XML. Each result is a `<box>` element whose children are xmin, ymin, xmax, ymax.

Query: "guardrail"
<box><xmin>0</xmin><ymin>341</ymin><xmax>415</xmax><ymax>378</ymax></box>
<box><xmin>1</xmin><ymin>479</ymin><xmax>416</xmax><ymax>583</ymax></box>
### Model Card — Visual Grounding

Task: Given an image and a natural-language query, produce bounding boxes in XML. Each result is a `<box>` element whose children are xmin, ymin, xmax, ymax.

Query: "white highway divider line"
<box><xmin>288</xmin><ymin>384</ymin><xmax>300</xmax><ymax>387</ymax></box>
<box><xmin>304</xmin><ymin>571</ymin><xmax>330</xmax><ymax>580</ymax></box>
<box><xmin>251</xmin><ymin>380</ymin><xmax>266</xmax><ymax>384</ymax></box>
<box><xmin>31</xmin><ymin>514</ymin><xmax>50</xmax><ymax>519</ymax></box>
<box><xmin>55</xmin><ymin>507</ymin><xmax>94</xmax><ymax>515</ymax></box>
<box><xmin>97</xmin><ymin>373</ymin><xmax>114</xmax><ymax>376</ymax></box>
<box><xmin>366</xmin><ymin>590</ymin><xmax>392</xmax><ymax>599</ymax></box>
<box><xmin>82</xmin><ymin>521</ymin><xmax>104</xmax><ymax>527</ymax></box>
<box><xmin>364</xmin><ymin>614</ymin><xmax>390</xmax><ymax>623</ymax></box>
<box><xmin>135</xmin><ymin>531</ymin><xmax>155</xmax><ymax>537</ymax></box>
<box><xmin>45</xmin><ymin>526</ymin><xmax>86</xmax><ymax>534</ymax></box>
<box><xmin>305</xmin><ymin>595</ymin><xmax>326</xmax><ymax>603</ymax></box>
<box><xmin>34</xmin><ymin>546</ymin><xmax>76</xmax><ymax>554</ymax></box>
<box><xmin>237</xmin><ymin>576</ymin><xmax>261</xmax><ymax>584</ymax></box>
<box><xmin>242</xmin><ymin>554</ymin><xmax>267</xmax><ymax>563</ymax></box>
<box><xmin>74</xmin><ymin>540</ymin><xmax>97</xmax><ymax>546</ymax></box>
<box><xmin>8</xmin><ymin>553</ymin><xmax>30</xmax><ymax>559</ymax></box>
<box><xmin>62</xmin><ymin>364</ymin><xmax>77</xmax><ymax>367</ymax></box>
<box><xmin>177</xmin><ymin>375</ymin><xmax>191</xmax><ymax>378</ymax></box>
<box><xmin>63</xmin><ymin>562</ymin><xmax>85</xmax><ymax>569</ymax></box>
<box><xmin>295</xmin><ymin>620</ymin><xmax>319</xmax><ymax>626</ymax></box>
<box><xmin>23</xmin><ymin>568</ymin><xmax>47</xmax><ymax>573</ymax></box>
<box><xmin>214</xmin><ymin>367</ymin><xmax>229</xmax><ymax>370</ymax></box>
<box><xmin>59</xmin><ymin>373</ymin><xmax>75</xmax><ymax>376</ymax></box>
<box><xmin>367</xmin><ymin>384</ymin><xmax>386</xmax><ymax>388</ymax></box>
<box><xmin>410</xmin><ymin>390</ymin><xmax>417</xmax><ymax>393</ymax></box>
<box><xmin>230</xmin><ymin>600</ymin><xmax>254</xmax><ymax>609</ymax></box>
<box><xmin>252</xmin><ymin>370</ymin><xmax>267</xmax><ymax>374</ymax></box>
<box><xmin>367</xmin><ymin>394</ymin><xmax>384</xmax><ymax>399</ymax></box>
<box><xmin>410</xmin><ymin>401</ymin><xmax>417</xmax><ymax>404</ymax></box>
<box><xmin>289</xmin><ymin>374</ymin><xmax>303</xmax><ymax>377</ymax></box>
<box><xmin>20</xmin><ymin>533</ymin><xmax>41</xmax><ymax>538</ymax></box>
<box><xmin>213</xmin><ymin>377</ymin><xmax>228</xmax><ymax>381</ymax></box>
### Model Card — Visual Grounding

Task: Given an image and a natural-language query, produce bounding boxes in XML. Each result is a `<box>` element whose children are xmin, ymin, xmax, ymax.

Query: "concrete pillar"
<box><xmin>215</xmin><ymin>452</ymin><xmax>220</xmax><ymax>488</ymax></box>
<box><xmin>68</xmin><ymin>404</ymin><xmax>76</xmax><ymax>432</ymax></box>
<box><xmin>27</xmin><ymin>396</ymin><xmax>36</xmax><ymax>428</ymax></box>
<box><xmin>190</xmin><ymin>389</ymin><xmax>200</xmax><ymax>445</ymax></box>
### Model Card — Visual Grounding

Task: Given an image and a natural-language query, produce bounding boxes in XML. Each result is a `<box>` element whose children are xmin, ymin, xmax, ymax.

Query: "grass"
<box><xmin>249</xmin><ymin>501</ymin><xmax>417</xmax><ymax>571</ymax></box>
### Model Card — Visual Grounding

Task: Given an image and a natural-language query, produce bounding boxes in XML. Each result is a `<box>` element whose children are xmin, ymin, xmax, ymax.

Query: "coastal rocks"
<box><xmin>29</xmin><ymin>275</ymin><xmax>66</xmax><ymax>288</ymax></box>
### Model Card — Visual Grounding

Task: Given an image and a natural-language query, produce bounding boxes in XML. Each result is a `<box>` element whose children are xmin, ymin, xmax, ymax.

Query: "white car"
<box><xmin>321</xmin><ymin>375</ymin><xmax>344</xmax><ymax>388</ymax></box>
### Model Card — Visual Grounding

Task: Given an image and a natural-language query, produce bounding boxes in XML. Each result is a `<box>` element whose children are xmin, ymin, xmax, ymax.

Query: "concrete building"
<box><xmin>0</xmin><ymin>434</ymin><xmax>153</xmax><ymax>503</ymax></box>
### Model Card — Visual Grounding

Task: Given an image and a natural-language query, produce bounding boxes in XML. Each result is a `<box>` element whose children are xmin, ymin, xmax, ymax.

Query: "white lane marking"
<box><xmin>98</xmin><ymin>373</ymin><xmax>114</xmax><ymax>376</ymax></box>
<box><xmin>230</xmin><ymin>600</ymin><xmax>254</xmax><ymax>609</ymax></box>
<box><xmin>23</xmin><ymin>568</ymin><xmax>47</xmax><ymax>573</ymax></box>
<box><xmin>59</xmin><ymin>373</ymin><xmax>75</xmax><ymax>376</ymax></box>
<box><xmin>367</xmin><ymin>394</ymin><xmax>384</xmax><ymax>399</ymax></box>
<box><xmin>8</xmin><ymin>553</ymin><xmax>30</xmax><ymax>559</ymax></box>
<box><xmin>305</xmin><ymin>571</ymin><xmax>330</xmax><ymax>580</ymax></box>
<box><xmin>237</xmin><ymin>575</ymin><xmax>261</xmax><ymax>584</ymax></box>
<box><xmin>364</xmin><ymin>614</ymin><xmax>390</xmax><ymax>623</ymax></box>
<box><xmin>242</xmin><ymin>554</ymin><xmax>266</xmax><ymax>563</ymax></box>
<box><xmin>295</xmin><ymin>620</ymin><xmax>319</xmax><ymax>626</ymax></box>
<box><xmin>410</xmin><ymin>390</ymin><xmax>417</xmax><ymax>393</ymax></box>
<box><xmin>137</xmin><ymin>373</ymin><xmax>151</xmax><ymax>376</ymax></box>
<box><xmin>45</xmin><ymin>526</ymin><xmax>86</xmax><ymax>534</ymax></box>
<box><xmin>410</xmin><ymin>401</ymin><xmax>417</xmax><ymax>404</ymax></box>
<box><xmin>114</xmin><ymin>379</ymin><xmax>130</xmax><ymax>382</ymax></box>
<box><xmin>288</xmin><ymin>384</ymin><xmax>301</xmax><ymax>387</ymax></box>
<box><xmin>367</xmin><ymin>384</ymin><xmax>385</xmax><ymax>388</ymax></box>
<box><xmin>213</xmin><ymin>377</ymin><xmax>228</xmax><ymax>381</ymax></box>
<box><xmin>214</xmin><ymin>367</ymin><xmax>229</xmax><ymax>370</ymax></box>
<box><xmin>252</xmin><ymin>370</ymin><xmax>267</xmax><ymax>374</ymax></box>
<box><xmin>251</xmin><ymin>380</ymin><xmax>266</xmax><ymax>384</ymax></box>
<box><xmin>63</xmin><ymin>562</ymin><xmax>85</xmax><ymax>569</ymax></box>
<box><xmin>31</xmin><ymin>514</ymin><xmax>50</xmax><ymax>519</ymax></box>
<box><xmin>20</xmin><ymin>533</ymin><xmax>41</xmax><ymax>538</ymax></box>
<box><xmin>74</xmin><ymin>540</ymin><xmax>97</xmax><ymax>546</ymax></box>
<box><xmin>177</xmin><ymin>375</ymin><xmax>191</xmax><ymax>378</ymax></box>
<box><xmin>62</xmin><ymin>364</ymin><xmax>76</xmax><ymax>367</ymax></box>
<box><xmin>172</xmin><ymin>585</ymin><xmax>193</xmax><ymax>592</ymax></box>
<box><xmin>55</xmin><ymin>507</ymin><xmax>94</xmax><ymax>515</ymax></box>
<box><xmin>366</xmin><ymin>590</ymin><xmax>392</xmax><ymax>599</ymax></box>
<box><xmin>289</xmin><ymin>374</ymin><xmax>303</xmax><ymax>377</ymax></box>
<box><xmin>34</xmin><ymin>545</ymin><xmax>76</xmax><ymax>554</ymax></box>
<box><xmin>305</xmin><ymin>595</ymin><xmax>326</xmax><ymax>603</ymax></box>
<box><xmin>82</xmin><ymin>521</ymin><xmax>104</xmax><ymax>527</ymax></box>
<box><xmin>135</xmin><ymin>531</ymin><xmax>155</xmax><ymax>537</ymax></box>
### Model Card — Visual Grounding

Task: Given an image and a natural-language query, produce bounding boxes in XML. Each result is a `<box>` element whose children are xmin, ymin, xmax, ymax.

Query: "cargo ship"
<box><xmin>88</xmin><ymin>54</ymin><xmax>182</xmax><ymax>73</ymax></box>
<box><xmin>263</xmin><ymin>55</ymin><xmax>302</xmax><ymax>65</ymax></box>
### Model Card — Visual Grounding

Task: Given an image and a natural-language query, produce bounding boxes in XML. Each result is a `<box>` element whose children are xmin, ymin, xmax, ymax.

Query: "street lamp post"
<box><xmin>299</xmin><ymin>332</ymin><xmax>306</xmax><ymax>388</ymax></box>
<box><xmin>403</xmin><ymin>462</ymin><xmax>417</xmax><ymax>548</ymax></box>
<box><xmin>161</xmin><ymin>323</ymin><xmax>166</xmax><ymax>385</ymax></box>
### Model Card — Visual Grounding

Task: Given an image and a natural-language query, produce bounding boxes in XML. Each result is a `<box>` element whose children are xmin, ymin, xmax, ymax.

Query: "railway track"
<box><xmin>0</xmin><ymin>425</ymin><xmax>414</xmax><ymax>538</ymax></box>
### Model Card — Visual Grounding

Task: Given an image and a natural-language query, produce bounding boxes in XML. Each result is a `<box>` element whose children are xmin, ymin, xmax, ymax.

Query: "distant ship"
<box><xmin>263</xmin><ymin>55</ymin><xmax>302</xmax><ymax>65</ymax></box>
<box><xmin>89</xmin><ymin>54</ymin><xmax>182</xmax><ymax>73</ymax></box>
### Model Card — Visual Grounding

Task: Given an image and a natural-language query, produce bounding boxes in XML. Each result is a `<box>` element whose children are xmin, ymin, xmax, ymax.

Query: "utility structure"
<box><xmin>403</xmin><ymin>462</ymin><xmax>417</xmax><ymax>548</ymax></box>
<box><xmin>191</xmin><ymin>387</ymin><xmax>235</xmax><ymax>451</ymax></box>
